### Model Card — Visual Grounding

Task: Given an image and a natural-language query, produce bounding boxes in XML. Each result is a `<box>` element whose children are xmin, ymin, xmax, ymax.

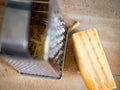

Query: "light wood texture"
<box><xmin>72</xmin><ymin>29</ymin><xmax>116</xmax><ymax>90</ymax></box>
<box><xmin>0</xmin><ymin>0</ymin><xmax>120</xmax><ymax>90</ymax></box>
<box><xmin>69</xmin><ymin>21</ymin><xmax>80</xmax><ymax>32</ymax></box>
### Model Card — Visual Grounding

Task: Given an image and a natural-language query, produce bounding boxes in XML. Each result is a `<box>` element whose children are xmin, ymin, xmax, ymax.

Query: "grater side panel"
<box><xmin>46</xmin><ymin>0</ymin><xmax>68</xmax><ymax>77</ymax></box>
<box><xmin>1</xmin><ymin>0</ymin><xmax>32</xmax><ymax>57</ymax></box>
<box><xmin>2</xmin><ymin>56</ymin><xmax>59</xmax><ymax>78</ymax></box>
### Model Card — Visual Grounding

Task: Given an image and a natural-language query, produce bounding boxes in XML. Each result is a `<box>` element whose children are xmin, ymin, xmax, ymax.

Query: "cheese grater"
<box><xmin>0</xmin><ymin>0</ymin><xmax>68</xmax><ymax>79</ymax></box>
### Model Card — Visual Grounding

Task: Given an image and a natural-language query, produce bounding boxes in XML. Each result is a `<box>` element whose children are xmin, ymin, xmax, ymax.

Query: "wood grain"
<box><xmin>0</xmin><ymin>0</ymin><xmax>120</xmax><ymax>90</ymax></box>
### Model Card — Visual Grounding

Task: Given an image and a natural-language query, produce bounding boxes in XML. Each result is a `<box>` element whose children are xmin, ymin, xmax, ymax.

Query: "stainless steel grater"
<box><xmin>0</xmin><ymin>0</ymin><xmax>68</xmax><ymax>79</ymax></box>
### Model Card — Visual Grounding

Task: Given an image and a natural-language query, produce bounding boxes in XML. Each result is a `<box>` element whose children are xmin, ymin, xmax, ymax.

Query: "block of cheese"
<box><xmin>72</xmin><ymin>28</ymin><xmax>116</xmax><ymax>90</ymax></box>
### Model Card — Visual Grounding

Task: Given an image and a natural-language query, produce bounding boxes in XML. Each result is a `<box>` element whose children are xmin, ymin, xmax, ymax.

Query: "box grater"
<box><xmin>0</xmin><ymin>0</ymin><xmax>68</xmax><ymax>79</ymax></box>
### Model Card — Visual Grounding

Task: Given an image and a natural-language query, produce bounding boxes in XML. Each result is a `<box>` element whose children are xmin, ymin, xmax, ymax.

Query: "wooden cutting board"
<box><xmin>0</xmin><ymin>0</ymin><xmax>120</xmax><ymax>90</ymax></box>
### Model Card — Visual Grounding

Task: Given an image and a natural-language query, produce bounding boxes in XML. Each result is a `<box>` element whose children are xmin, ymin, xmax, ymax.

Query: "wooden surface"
<box><xmin>0</xmin><ymin>0</ymin><xmax>120</xmax><ymax>90</ymax></box>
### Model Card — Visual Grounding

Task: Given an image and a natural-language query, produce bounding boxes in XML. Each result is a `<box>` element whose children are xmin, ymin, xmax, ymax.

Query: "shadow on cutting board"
<box><xmin>64</xmin><ymin>32</ymin><xmax>80</xmax><ymax>73</ymax></box>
